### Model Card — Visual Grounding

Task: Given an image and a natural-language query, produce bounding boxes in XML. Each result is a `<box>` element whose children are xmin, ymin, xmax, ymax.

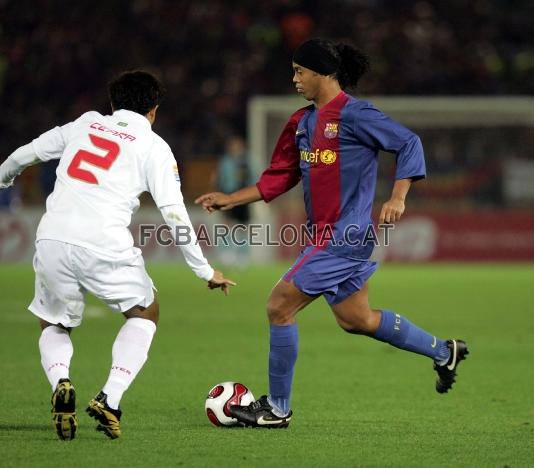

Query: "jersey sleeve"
<box><xmin>145</xmin><ymin>143</ymin><xmax>213</xmax><ymax>280</ymax></box>
<box><xmin>32</xmin><ymin>122</ymin><xmax>74</xmax><ymax>162</ymax></box>
<box><xmin>256</xmin><ymin>108</ymin><xmax>307</xmax><ymax>202</ymax></box>
<box><xmin>160</xmin><ymin>204</ymin><xmax>214</xmax><ymax>281</ymax></box>
<box><xmin>355</xmin><ymin>104</ymin><xmax>426</xmax><ymax>181</ymax></box>
<box><xmin>145</xmin><ymin>142</ymin><xmax>183</xmax><ymax>208</ymax></box>
<box><xmin>0</xmin><ymin>143</ymin><xmax>41</xmax><ymax>187</ymax></box>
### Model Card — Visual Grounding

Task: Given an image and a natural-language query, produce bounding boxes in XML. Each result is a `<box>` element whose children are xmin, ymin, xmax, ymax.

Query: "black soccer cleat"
<box><xmin>51</xmin><ymin>378</ymin><xmax>78</xmax><ymax>441</ymax></box>
<box><xmin>434</xmin><ymin>339</ymin><xmax>469</xmax><ymax>394</ymax></box>
<box><xmin>230</xmin><ymin>395</ymin><xmax>292</xmax><ymax>428</ymax></box>
<box><xmin>86</xmin><ymin>391</ymin><xmax>122</xmax><ymax>439</ymax></box>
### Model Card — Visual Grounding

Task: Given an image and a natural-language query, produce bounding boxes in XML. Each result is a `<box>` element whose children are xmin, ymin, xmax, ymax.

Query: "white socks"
<box><xmin>39</xmin><ymin>326</ymin><xmax>73</xmax><ymax>390</ymax></box>
<box><xmin>102</xmin><ymin>318</ymin><xmax>157</xmax><ymax>409</ymax></box>
<box><xmin>38</xmin><ymin>319</ymin><xmax>156</xmax><ymax>409</ymax></box>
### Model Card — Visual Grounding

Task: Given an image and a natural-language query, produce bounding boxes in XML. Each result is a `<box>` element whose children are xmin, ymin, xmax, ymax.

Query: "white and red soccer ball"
<box><xmin>205</xmin><ymin>382</ymin><xmax>255</xmax><ymax>427</ymax></box>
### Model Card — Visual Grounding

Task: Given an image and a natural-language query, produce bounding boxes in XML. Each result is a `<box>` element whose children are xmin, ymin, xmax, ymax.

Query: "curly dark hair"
<box><xmin>314</xmin><ymin>39</ymin><xmax>370</xmax><ymax>90</ymax></box>
<box><xmin>108</xmin><ymin>70</ymin><xmax>166</xmax><ymax>115</ymax></box>
<box><xmin>335</xmin><ymin>43</ymin><xmax>370</xmax><ymax>90</ymax></box>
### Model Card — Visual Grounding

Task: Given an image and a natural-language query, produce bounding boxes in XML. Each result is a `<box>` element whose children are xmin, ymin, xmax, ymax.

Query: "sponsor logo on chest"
<box><xmin>300</xmin><ymin>148</ymin><xmax>337</xmax><ymax>165</ymax></box>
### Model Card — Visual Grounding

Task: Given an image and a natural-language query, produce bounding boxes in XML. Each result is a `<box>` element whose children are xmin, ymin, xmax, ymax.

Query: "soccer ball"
<box><xmin>205</xmin><ymin>381</ymin><xmax>255</xmax><ymax>427</ymax></box>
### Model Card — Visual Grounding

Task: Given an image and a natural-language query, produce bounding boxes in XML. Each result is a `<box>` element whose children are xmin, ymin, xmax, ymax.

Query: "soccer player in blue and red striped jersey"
<box><xmin>196</xmin><ymin>38</ymin><xmax>469</xmax><ymax>428</ymax></box>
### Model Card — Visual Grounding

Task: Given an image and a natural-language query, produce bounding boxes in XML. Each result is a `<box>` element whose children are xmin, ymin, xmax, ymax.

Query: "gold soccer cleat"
<box><xmin>51</xmin><ymin>378</ymin><xmax>78</xmax><ymax>441</ymax></box>
<box><xmin>86</xmin><ymin>391</ymin><xmax>122</xmax><ymax>439</ymax></box>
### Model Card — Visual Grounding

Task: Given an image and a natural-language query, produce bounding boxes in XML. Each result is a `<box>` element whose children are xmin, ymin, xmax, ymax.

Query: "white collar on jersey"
<box><xmin>112</xmin><ymin>109</ymin><xmax>152</xmax><ymax>128</ymax></box>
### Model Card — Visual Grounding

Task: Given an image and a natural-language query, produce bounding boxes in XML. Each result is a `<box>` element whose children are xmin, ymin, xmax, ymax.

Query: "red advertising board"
<box><xmin>277</xmin><ymin>210</ymin><xmax>534</xmax><ymax>262</ymax></box>
<box><xmin>376</xmin><ymin>211</ymin><xmax>534</xmax><ymax>262</ymax></box>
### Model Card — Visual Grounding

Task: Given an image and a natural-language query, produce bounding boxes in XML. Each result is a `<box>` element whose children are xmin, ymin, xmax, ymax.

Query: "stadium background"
<box><xmin>1</xmin><ymin>1</ymin><xmax>534</xmax><ymax>467</ymax></box>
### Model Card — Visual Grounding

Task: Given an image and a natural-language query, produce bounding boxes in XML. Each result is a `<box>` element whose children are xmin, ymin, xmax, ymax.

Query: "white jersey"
<box><xmin>32</xmin><ymin>109</ymin><xmax>213</xmax><ymax>280</ymax></box>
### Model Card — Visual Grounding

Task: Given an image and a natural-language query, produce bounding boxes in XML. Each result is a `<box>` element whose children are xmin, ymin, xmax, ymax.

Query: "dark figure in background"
<box><xmin>214</xmin><ymin>135</ymin><xmax>251</xmax><ymax>265</ymax></box>
<box><xmin>215</xmin><ymin>135</ymin><xmax>250</xmax><ymax>224</ymax></box>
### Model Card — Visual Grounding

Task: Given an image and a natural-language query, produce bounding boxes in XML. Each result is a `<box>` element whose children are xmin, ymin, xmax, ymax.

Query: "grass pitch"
<box><xmin>0</xmin><ymin>263</ymin><xmax>533</xmax><ymax>467</ymax></box>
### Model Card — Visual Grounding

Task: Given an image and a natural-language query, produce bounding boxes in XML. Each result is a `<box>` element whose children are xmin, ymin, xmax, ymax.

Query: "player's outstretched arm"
<box><xmin>379</xmin><ymin>178</ymin><xmax>412</xmax><ymax>224</ymax></box>
<box><xmin>207</xmin><ymin>270</ymin><xmax>237</xmax><ymax>296</ymax></box>
<box><xmin>0</xmin><ymin>143</ymin><xmax>42</xmax><ymax>189</ymax></box>
<box><xmin>195</xmin><ymin>185</ymin><xmax>262</xmax><ymax>213</ymax></box>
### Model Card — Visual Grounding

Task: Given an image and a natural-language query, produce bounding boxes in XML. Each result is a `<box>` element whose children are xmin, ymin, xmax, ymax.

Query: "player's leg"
<box><xmin>86</xmin><ymin>297</ymin><xmax>158</xmax><ymax>439</ymax></box>
<box><xmin>230</xmin><ymin>278</ymin><xmax>316</xmax><ymax>428</ymax></box>
<box><xmin>29</xmin><ymin>240</ymin><xmax>84</xmax><ymax>441</ymax></box>
<box><xmin>330</xmin><ymin>281</ymin><xmax>468</xmax><ymax>392</ymax></box>
<box><xmin>38</xmin><ymin>319</ymin><xmax>73</xmax><ymax>391</ymax></box>
<box><xmin>330</xmin><ymin>281</ymin><xmax>449</xmax><ymax>354</ymax></box>
<box><xmin>104</xmin><ymin>298</ymin><xmax>158</xmax><ymax>409</ymax></box>
<box><xmin>78</xmin><ymin>246</ymin><xmax>159</xmax><ymax>438</ymax></box>
<box><xmin>38</xmin><ymin>319</ymin><xmax>78</xmax><ymax>441</ymax></box>
<box><xmin>267</xmin><ymin>279</ymin><xmax>316</xmax><ymax>413</ymax></box>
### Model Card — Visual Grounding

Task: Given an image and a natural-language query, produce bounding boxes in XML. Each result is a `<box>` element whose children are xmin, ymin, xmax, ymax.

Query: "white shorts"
<box><xmin>29</xmin><ymin>240</ymin><xmax>155</xmax><ymax>328</ymax></box>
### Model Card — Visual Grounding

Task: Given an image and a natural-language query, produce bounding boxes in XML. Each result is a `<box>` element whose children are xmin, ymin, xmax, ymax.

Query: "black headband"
<box><xmin>293</xmin><ymin>39</ymin><xmax>339</xmax><ymax>75</ymax></box>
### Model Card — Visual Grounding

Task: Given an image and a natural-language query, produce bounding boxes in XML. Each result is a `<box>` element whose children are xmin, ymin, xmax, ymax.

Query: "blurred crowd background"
<box><xmin>1</xmin><ymin>0</ymin><xmax>534</xmax><ymax>209</ymax></box>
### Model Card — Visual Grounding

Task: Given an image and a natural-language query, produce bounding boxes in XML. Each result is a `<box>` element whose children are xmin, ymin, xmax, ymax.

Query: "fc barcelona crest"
<box><xmin>324</xmin><ymin>122</ymin><xmax>338</xmax><ymax>139</ymax></box>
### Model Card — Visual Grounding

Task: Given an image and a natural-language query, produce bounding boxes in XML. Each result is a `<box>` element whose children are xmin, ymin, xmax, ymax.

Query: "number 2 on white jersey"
<box><xmin>67</xmin><ymin>134</ymin><xmax>120</xmax><ymax>184</ymax></box>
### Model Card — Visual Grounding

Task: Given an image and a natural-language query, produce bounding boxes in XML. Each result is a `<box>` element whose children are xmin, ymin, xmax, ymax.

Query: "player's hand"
<box><xmin>207</xmin><ymin>270</ymin><xmax>237</xmax><ymax>296</ymax></box>
<box><xmin>195</xmin><ymin>192</ymin><xmax>234</xmax><ymax>213</ymax></box>
<box><xmin>379</xmin><ymin>197</ymin><xmax>405</xmax><ymax>224</ymax></box>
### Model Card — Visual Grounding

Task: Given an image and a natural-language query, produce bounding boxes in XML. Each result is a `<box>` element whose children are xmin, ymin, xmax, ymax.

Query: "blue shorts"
<box><xmin>283</xmin><ymin>246</ymin><xmax>378</xmax><ymax>305</ymax></box>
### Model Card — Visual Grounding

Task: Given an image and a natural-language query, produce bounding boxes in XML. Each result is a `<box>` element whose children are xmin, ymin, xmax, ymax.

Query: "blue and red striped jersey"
<box><xmin>256</xmin><ymin>91</ymin><xmax>426</xmax><ymax>260</ymax></box>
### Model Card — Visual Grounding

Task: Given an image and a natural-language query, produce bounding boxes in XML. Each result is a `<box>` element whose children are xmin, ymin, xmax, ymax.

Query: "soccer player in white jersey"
<box><xmin>0</xmin><ymin>70</ymin><xmax>235</xmax><ymax>441</ymax></box>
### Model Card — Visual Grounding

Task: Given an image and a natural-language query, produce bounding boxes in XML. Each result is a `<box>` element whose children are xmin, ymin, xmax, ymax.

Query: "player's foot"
<box><xmin>434</xmin><ymin>339</ymin><xmax>469</xmax><ymax>393</ymax></box>
<box><xmin>86</xmin><ymin>391</ymin><xmax>122</xmax><ymax>439</ymax></box>
<box><xmin>51</xmin><ymin>378</ymin><xmax>78</xmax><ymax>441</ymax></box>
<box><xmin>230</xmin><ymin>395</ymin><xmax>292</xmax><ymax>428</ymax></box>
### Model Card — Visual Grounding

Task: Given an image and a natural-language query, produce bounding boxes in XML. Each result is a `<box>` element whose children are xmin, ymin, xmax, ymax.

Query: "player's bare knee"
<box><xmin>266</xmin><ymin>299</ymin><xmax>293</xmax><ymax>325</ymax></box>
<box><xmin>39</xmin><ymin>318</ymin><xmax>71</xmax><ymax>333</ymax></box>
<box><xmin>124</xmin><ymin>299</ymin><xmax>159</xmax><ymax>325</ymax></box>
<box><xmin>39</xmin><ymin>318</ymin><xmax>53</xmax><ymax>330</ymax></box>
<box><xmin>148</xmin><ymin>300</ymin><xmax>159</xmax><ymax>324</ymax></box>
